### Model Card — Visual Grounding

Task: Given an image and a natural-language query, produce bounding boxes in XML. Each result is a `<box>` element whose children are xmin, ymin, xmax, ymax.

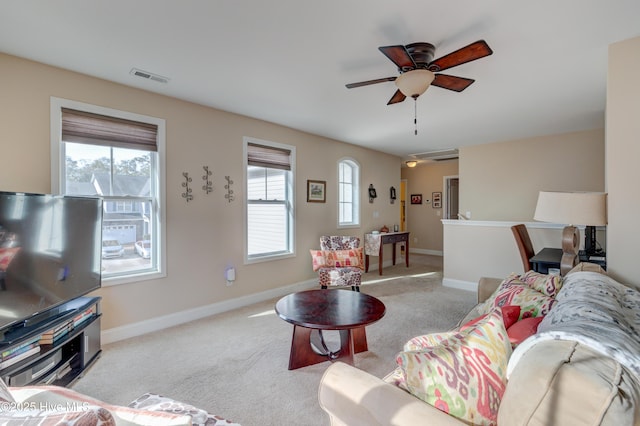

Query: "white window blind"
<box><xmin>245</xmin><ymin>140</ymin><xmax>294</xmax><ymax>261</ymax></box>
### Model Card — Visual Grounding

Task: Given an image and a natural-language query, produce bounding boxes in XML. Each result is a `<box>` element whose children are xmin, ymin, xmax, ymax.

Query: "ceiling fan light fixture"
<box><xmin>406</xmin><ymin>160</ymin><xmax>418</xmax><ymax>168</ymax></box>
<box><xmin>395</xmin><ymin>69</ymin><xmax>435</xmax><ymax>98</ymax></box>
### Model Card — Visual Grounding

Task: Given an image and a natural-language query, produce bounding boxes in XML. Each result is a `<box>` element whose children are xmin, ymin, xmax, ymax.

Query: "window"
<box><xmin>51</xmin><ymin>98</ymin><xmax>166</xmax><ymax>285</ymax></box>
<box><xmin>338</xmin><ymin>158</ymin><xmax>360</xmax><ymax>227</ymax></box>
<box><xmin>244</xmin><ymin>138</ymin><xmax>295</xmax><ymax>262</ymax></box>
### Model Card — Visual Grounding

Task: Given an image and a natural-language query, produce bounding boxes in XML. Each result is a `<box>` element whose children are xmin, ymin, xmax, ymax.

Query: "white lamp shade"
<box><xmin>395</xmin><ymin>69</ymin><xmax>435</xmax><ymax>98</ymax></box>
<box><xmin>533</xmin><ymin>191</ymin><xmax>607</xmax><ymax>226</ymax></box>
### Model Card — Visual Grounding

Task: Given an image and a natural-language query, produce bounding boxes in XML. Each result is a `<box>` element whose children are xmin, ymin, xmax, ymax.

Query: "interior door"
<box><xmin>446</xmin><ymin>177</ymin><xmax>459</xmax><ymax>219</ymax></box>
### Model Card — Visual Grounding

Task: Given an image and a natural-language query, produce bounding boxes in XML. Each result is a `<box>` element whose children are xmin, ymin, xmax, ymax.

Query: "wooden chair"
<box><xmin>511</xmin><ymin>224</ymin><xmax>535</xmax><ymax>272</ymax></box>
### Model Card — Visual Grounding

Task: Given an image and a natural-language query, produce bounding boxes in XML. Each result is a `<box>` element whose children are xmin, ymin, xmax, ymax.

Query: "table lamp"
<box><xmin>533</xmin><ymin>191</ymin><xmax>607</xmax><ymax>275</ymax></box>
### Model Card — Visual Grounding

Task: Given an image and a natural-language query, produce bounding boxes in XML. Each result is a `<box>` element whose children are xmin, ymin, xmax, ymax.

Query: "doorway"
<box><xmin>400</xmin><ymin>179</ymin><xmax>407</xmax><ymax>231</ymax></box>
<box><xmin>444</xmin><ymin>176</ymin><xmax>459</xmax><ymax>220</ymax></box>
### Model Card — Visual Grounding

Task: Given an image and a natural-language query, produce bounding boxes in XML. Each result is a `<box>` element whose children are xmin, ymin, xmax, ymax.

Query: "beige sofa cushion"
<box><xmin>498</xmin><ymin>340</ymin><xmax>640</xmax><ymax>425</ymax></box>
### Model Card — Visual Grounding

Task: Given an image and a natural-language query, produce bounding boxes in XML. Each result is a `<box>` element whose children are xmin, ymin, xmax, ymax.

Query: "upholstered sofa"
<box><xmin>0</xmin><ymin>378</ymin><xmax>240</xmax><ymax>425</ymax></box>
<box><xmin>319</xmin><ymin>265</ymin><xmax>640</xmax><ymax>425</ymax></box>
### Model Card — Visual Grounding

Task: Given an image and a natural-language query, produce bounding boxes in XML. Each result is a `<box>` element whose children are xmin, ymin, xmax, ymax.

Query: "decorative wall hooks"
<box><xmin>181</xmin><ymin>172</ymin><xmax>193</xmax><ymax>202</ymax></box>
<box><xmin>202</xmin><ymin>166</ymin><xmax>213</xmax><ymax>194</ymax></box>
<box><xmin>224</xmin><ymin>176</ymin><xmax>235</xmax><ymax>203</ymax></box>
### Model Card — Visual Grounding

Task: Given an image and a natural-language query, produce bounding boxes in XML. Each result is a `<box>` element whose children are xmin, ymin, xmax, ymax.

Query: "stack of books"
<box><xmin>72</xmin><ymin>305</ymin><xmax>96</xmax><ymax>328</ymax></box>
<box><xmin>39</xmin><ymin>320</ymin><xmax>73</xmax><ymax>345</ymax></box>
<box><xmin>0</xmin><ymin>336</ymin><xmax>41</xmax><ymax>370</ymax></box>
<box><xmin>39</xmin><ymin>306</ymin><xmax>96</xmax><ymax>345</ymax></box>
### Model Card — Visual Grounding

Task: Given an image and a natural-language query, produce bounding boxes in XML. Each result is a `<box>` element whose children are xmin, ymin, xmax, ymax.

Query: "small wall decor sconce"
<box><xmin>202</xmin><ymin>166</ymin><xmax>213</xmax><ymax>194</ymax></box>
<box><xmin>224</xmin><ymin>176</ymin><xmax>235</xmax><ymax>203</ymax></box>
<box><xmin>182</xmin><ymin>172</ymin><xmax>193</xmax><ymax>202</ymax></box>
<box><xmin>368</xmin><ymin>184</ymin><xmax>377</xmax><ymax>203</ymax></box>
<box><xmin>390</xmin><ymin>186</ymin><xmax>396</xmax><ymax>204</ymax></box>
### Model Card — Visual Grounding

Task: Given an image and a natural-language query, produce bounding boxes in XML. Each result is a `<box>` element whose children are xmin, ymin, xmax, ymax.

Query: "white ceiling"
<box><xmin>1</xmin><ymin>1</ymin><xmax>639</xmax><ymax>162</ymax></box>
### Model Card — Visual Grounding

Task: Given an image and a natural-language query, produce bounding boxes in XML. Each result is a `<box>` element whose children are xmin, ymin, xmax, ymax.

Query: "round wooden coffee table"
<box><xmin>275</xmin><ymin>289</ymin><xmax>385</xmax><ymax>370</ymax></box>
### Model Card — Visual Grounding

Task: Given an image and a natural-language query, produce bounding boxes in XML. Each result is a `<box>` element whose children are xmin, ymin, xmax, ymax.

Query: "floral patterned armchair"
<box><xmin>312</xmin><ymin>236</ymin><xmax>364</xmax><ymax>291</ymax></box>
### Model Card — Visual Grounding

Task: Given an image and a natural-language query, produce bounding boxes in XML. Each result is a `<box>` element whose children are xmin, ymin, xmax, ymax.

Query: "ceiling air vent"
<box><xmin>410</xmin><ymin>148</ymin><xmax>459</xmax><ymax>161</ymax></box>
<box><xmin>130</xmin><ymin>68</ymin><xmax>170</xmax><ymax>84</ymax></box>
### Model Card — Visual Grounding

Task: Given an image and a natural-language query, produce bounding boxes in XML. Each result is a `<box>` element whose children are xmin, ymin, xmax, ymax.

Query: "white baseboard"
<box><xmin>410</xmin><ymin>248</ymin><xmax>443</xmax><ymax>256</ymax></box>
<box><xmin>442</xmin><ymin>278</ymin><xmax>477</xmax><ymax>292</ymax></box>
<box><xmin>101</xmin><ymin>279</ymin><xmax>317</xmax><ymax>344</ymax></box>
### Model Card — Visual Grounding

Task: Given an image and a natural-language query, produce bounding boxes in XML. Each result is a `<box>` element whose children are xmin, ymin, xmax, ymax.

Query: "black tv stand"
<box><xmin>0</xmin><ymin>296</ymin><xmax>101</xmax><ymax>387</ymax></box>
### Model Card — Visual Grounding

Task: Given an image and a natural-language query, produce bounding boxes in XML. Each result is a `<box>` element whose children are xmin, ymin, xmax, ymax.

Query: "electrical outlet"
<box><xmin>225</xmin><ymin>267</ymin><xmax>235</xmax><ymax>286</ymax></box>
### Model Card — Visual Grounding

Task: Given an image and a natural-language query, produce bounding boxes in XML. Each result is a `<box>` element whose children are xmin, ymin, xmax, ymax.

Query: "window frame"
<box><xmin>337</xmin><ymin>157</ymin><xmax>360</xmax><ymax>228</ymax></box>
<box><xmin>50</xmin><ymin>97</ymin><xmax>167</xmax><ymax>286</ymax></box>
<box><xmin>243</xmin><ymin>136</ymin><xmax>296</xmax><ymax>264</ymax></box>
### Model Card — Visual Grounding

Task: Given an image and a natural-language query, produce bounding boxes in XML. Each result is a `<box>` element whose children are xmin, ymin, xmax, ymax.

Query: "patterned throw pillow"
<box><xmin>483</xmin><ymin>275</ymin><xmax>555</xmax><ymax>320</ymax></box>
<box><xmin>520</xmin><ymin>270</ymin><xmax>563</xmax><ymax>298</ymax></box>
<box><xmin>323</xmin><ymin>247</ymin><xmax>364</xmax><ymax>270</ymax></box>
<box><xmin>0</xmin><ymin>406</ymin><xmax>116</xmax><ymax>425</ymax></box>
<box><xmin>0</xmin><ymin>247</ymin><xmax>20</xmax><ymax>271</ymax></box>
<box><xmin>403</xmin><ymin>331</ymin><xmax>455</xmax><ymax>352</ymax></box>
<box><xmin>396</xmin><ymin>308</ymin><xmax>512</xmax><ymax>425</ymax></box>
<box><xmin>128</xmin><ymin>393</ymin><xmax>241</xmax><ymax>426</ymax></box>
<box><xmin>309</xmin><ymin>250</ymin><xmax>326</xmax><ymax>271</ymax></box>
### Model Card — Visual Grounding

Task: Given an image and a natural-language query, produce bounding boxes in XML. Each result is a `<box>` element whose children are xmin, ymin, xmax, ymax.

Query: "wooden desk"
<box><xmin>530</xmin><ymin>248</ymin><xmax>607</xmax><ymax>274</ymax></box>
<box><xmin>364</xmin><ymin>231</ymin><xmax>410</xmax><ymax>275</ymax></box>
<box><xmin>529</xmin><ymin>248</ymin><xmax>563</xmax><ymax>274</ymax></box>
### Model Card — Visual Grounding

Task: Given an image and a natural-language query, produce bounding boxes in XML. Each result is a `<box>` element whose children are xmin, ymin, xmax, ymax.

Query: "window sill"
<box><xmin>338</xmin><ymin>223</ymin><xmax>361</xmax><ymax>229</ymax></box>
<box><xmin>101</xmin><ymin>270</ymin><xmax>166</xmax><ymax>287</ymax></box>
<box><xmin>245</xmin><ymin>252</ymin><xmax>295</xmax><ymax>265</ymax></box>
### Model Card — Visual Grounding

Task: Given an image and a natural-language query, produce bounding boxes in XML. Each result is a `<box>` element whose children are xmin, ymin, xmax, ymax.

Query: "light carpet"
<box><xmin>72</xmin><ymin>254</ymin><xmax>477</xmax><ymax>426</ymax></box>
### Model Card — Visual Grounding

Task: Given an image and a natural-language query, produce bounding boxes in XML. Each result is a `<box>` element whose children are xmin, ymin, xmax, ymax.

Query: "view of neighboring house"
<box><xmin>67</xmin><ymin>173</ymin><xmax>152</xmax><ymax>244</ymax></box>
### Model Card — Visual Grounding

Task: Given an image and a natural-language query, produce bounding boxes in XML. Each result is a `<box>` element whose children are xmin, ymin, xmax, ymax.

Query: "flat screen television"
<box><xmin>0</xmin><ymin>192</ymin><xmax>102</xmax><ymax>340</ymax></box>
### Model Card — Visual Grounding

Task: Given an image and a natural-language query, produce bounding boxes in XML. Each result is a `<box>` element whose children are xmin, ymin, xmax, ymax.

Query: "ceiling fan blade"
<box><xmin>345</xmin><ymin>76</ymin><xmax>396</xmax><ymax>89</ymax></box>
<box><xmin>431</xmin><ymin>74</ymin><xmax>475</xmax><ymax>92</ymax></box>
<box><xmin>428</xmin><ymin>40</ymin><xmax>493</xmax><ymax>72</ymax></box>
<box><xmin>379</xmin><ymin>45</ymin><xmax>416</xmax><ymax>70</ymax></box>
<box><xmin>387</xmin><ymin>90</ymin><xmax>406</xmax><ymax>105</ymax></box>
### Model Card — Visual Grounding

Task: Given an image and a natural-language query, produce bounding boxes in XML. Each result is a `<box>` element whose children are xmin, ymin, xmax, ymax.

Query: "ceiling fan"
<box><xmin>346</xmin><ymin>40</ymin><xmax>493</xmax><ymax>105</ymax></box>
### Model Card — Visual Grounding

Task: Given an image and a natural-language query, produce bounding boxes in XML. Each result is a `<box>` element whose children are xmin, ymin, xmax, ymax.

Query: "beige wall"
<box><xmin>401</xmin><ymin>160</ymin><xmax>459</xmax><ymax>253</ymax></box>
<box><xmin>443</xmin><ymin>221</ymin><xmax>565</xmax><ymax>285</ymax></box>
<box><xmin>443</xmin><ymin>129</ymin><xmax>605</xmax><ymax>286</ymax></box>
<box><xmin>443</xmin><ymin>36</ymin><xmax>640</xmax><ymax>289</ymax></box>
<box><xmin>606</xmin><ymin>36</ymin><xmax>640</xmax><ymax>288</ymax></box>
<box><xmin>0</xmin><ymin>53</ymin><xmax>401</xmax><ymax>333</ymax></box>
<box><xmin>459</xmin><ymin>129</ymin><xmax>605</xmax><ymax>221</ymax></box>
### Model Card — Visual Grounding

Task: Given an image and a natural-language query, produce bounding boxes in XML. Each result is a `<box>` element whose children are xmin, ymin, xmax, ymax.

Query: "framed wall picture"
<box><xmin>307</xmin><ymin>180</ymin><xmax>326</xmax><ymax>203</ymax></box>
<box><xmin>410</xmin><ymin>194</ymin><xmax>422</xmax><ymax>205</ymax></box>
<box><xmin>432</xmin><ymin>191</ymin><xmax>442</xmax><ymax>208</ymax></box>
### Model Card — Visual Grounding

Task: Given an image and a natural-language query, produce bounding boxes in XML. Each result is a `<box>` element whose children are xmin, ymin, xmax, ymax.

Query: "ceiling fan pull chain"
<box><xmin>414</xmin><ymin>97</ymin><xmax>418</xmax><ymax>135</ymax></box>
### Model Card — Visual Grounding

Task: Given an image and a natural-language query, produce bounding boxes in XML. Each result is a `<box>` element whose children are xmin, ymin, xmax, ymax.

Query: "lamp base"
<box><xmin>560</xmin><ymin>225</ymin><xmax>579</xmax><ymax>276</ymax></box>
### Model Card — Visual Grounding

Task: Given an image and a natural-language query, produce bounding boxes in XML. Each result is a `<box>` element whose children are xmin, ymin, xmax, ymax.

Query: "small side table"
<box><xmin>364</xmin><ymin>231</ymin><xmax>410</xmax><ymax>275</ymax></box>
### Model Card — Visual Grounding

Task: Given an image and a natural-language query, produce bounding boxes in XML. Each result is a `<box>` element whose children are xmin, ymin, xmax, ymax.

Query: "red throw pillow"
<box><xmin>501</xmin><ymin>305</ymin><xmax>521</xmax><ymax>329</ymax></box>
<box><xmin>460</xmin><ymin>305</ymin><xmax>520</xmax><ymax>331</ymax></box>
<box><xmin>507</xmin><ymin>316</ymin><xmax>544</xmax><ymax>345</ymax></box>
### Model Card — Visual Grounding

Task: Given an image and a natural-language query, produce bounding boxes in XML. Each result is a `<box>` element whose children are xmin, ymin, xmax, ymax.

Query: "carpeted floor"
<box><xmin>72</xmin><ymin>254</ymin><xmax>477</xmax><ymax>426</ymax></box>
